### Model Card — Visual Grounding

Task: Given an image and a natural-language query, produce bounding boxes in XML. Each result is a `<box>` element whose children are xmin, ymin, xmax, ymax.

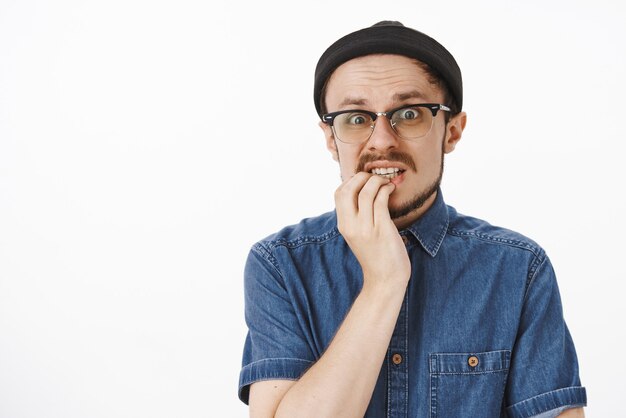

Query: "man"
<box><xmin>238</xmin><ymin>21</ymin><xmax>586</xmax><ymax>417</ymax></box>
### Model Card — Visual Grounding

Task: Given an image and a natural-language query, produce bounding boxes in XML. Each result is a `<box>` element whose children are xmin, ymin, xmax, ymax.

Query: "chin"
<box><xmin>387</xmin><ymin>192</ymin><xmax>408</xmax><ymax>211</ymax></box>
<box><xmin>388</xmin><ymin>182</ymin><xmax>440</xmax><ymax>221</ymax></box>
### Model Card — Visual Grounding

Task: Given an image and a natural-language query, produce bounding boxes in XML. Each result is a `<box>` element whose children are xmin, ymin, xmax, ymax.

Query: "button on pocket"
<box><xmin>429</xmin><ymin>350</ymin><xmax>511</xmax><ymax>417</ymax></box>
<box><xmin>467</xmin><ymin>356</ymin><xmax>479</xmax><ymax>367</ymax></box>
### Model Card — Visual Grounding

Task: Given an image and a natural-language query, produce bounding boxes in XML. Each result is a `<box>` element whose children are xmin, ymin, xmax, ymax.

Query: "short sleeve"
<box><xmin>238</xmin><ymin>244</ymin><xmax>315</xmax><ymax>404</ymax></box>
<box><xmin>505</xmin><ymin>252</ymin><xmax>587</xmax><ymax>418</ymax></box>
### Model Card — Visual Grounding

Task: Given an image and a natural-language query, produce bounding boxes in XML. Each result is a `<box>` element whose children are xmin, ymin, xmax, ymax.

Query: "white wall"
<box><xmin>1</xmin><ymin>0</ymin><xmax>624</xmax><ymax>416</ymax></box>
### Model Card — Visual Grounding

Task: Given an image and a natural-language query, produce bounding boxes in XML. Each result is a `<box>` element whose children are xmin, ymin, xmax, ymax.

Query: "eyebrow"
<box><xmin>392</xmin><ymin>90</ymin><xmax>426</xmax><ymax>102</ymax></box>
<box><xmin>337</xmin><ymin>90</ymin><xmax>426</xmax><ymax>109</ymax></box>
<box><xmin>338</xmin><ymin>97</ymin><xmax>368</xmax><ymax>108</ymax></box>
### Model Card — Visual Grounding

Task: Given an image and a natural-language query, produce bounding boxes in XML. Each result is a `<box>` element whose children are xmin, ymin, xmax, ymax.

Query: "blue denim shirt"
<box><xmin>239</xmin><ymin>190</ymin><xmax>586</xmax><ymax>417</ymax></box>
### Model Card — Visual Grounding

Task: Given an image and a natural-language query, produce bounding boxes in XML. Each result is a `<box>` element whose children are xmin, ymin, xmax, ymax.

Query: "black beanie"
<box><xmin>313</xmin><ymin>21</ymin><xmax>462</xmax><ymax>118</ymax></box>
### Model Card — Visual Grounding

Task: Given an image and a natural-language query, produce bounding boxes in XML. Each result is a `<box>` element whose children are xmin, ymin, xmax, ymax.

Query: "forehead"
<box><xmin>324</xmin><ymin>54</ymin><xmax>442</xmax><ymax>111</ymax></box>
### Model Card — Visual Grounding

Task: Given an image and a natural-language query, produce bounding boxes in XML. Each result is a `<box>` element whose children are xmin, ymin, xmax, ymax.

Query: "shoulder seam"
<box><xmin>263</xmin><ymin>227</ymin><xmax>342</xmax><ymax>250</ymax></box>
<box><xmin>250</xmin><ymin>242</ymin><xmax>283</xmax><ymax>276</ymax></box>
<box><xmin>524</xmin><ymin>249</ymin><xmax>548</xmax><ymax>300</ymax></box>
<box><xmin>447</xmin><ymin>228</ymin><xmax>542</xmax><ymax>257</ymax></box>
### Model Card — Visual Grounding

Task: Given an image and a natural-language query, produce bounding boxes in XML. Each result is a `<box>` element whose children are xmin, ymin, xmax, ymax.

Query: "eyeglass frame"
<box><xmin>321</xmin><ymin>103</ymin><xmax>451</xmax><ymax>144</ymax></box>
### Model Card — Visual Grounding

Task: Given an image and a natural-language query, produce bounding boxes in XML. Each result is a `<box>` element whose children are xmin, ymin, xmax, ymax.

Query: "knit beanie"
<box><xmin>314</xmin><ymin>21</ymin><xmax>462</xmax><ymax>117</ymax></box>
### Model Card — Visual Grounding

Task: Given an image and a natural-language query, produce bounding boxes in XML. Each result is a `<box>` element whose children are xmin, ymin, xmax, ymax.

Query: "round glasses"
<box><xmin>321</xmin><ymin>103</ymin><xmax>451</xmax><ymax>144</ymax></box>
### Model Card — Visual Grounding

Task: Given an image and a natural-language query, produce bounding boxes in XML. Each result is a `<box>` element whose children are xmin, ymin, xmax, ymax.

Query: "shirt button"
<box><xmin>468</xmin><ymin>356</ymin><xmax>479</xmax><ymax>367</ymax></box>
<box><xmin>392</xmin><ymin>353</ymin><xmax>403</xmax><ymax>365</ymax></box>
<box><xmin>401</xmin><ymin>235</ymin><xmax>409</xmax><ymax>245</ymax></box>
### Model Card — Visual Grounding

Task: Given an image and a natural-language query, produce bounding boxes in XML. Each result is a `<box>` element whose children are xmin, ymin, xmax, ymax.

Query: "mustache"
<box><xmin>355</xmin><ymin>150</ymin><xmax>417</xmax><ymax>173</ymax></box>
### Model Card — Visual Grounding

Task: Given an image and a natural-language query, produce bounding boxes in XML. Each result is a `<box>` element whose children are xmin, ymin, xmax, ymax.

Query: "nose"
<box><xmin>366</xmin><ymin>114</ymin><xmax>400</xmax><ymax>152</ymax></box>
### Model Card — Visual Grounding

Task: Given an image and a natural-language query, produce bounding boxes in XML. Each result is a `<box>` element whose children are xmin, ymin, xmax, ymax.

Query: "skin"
<box><xmin>248</xmin><ymin>54</ymin><xmax>583</xmax><ymax>417</ymax></box>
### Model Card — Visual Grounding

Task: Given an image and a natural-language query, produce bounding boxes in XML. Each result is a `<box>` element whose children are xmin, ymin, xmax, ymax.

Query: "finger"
<box><xmin>335</xmin><ymin>172</ymin><xmax>371</xmax><ymax>219</ymax></box>
<box><xmin>357</xmin><ymin>175</ymin><xmax>390</xmax><ymax>224</ymax></box>
<box><xmin>373</xmin><ymin>182</ymin><xmax>395</xmax><ymax>226</ymax></box>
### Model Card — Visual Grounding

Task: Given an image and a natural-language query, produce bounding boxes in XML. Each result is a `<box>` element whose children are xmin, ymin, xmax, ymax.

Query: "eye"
<box><xmin>346</xmin><ymin>113</ymin><xmax>369</xmax><ymax>125</ymax></box>
<box><xmin>397</xmin><ymin>107</ymin><xmax>422</xmax><ymax>120</ymax></box>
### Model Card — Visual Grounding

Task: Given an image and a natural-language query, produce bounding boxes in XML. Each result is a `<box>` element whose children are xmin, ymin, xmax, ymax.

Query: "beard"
<box><xmin>388</xmin><ymin>154</ymin><xmax>442</xmax><ymax>219</ymax></box>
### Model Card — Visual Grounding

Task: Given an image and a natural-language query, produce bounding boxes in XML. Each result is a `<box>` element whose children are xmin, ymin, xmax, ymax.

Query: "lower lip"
<box><xmin>390</xmin><ymin>172</ymin><xmax>405</xmax><ymax>186</ymax></box>
<box><xmin>373</xmin><ymin>171</ymin><xmax>405</xmax><ymax>186</ymax></box>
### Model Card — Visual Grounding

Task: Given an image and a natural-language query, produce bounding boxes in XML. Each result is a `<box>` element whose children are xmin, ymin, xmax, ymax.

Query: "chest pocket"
<box><xmin>429</xmin><ymin>350</ymin><xmax>511</xmax><ymax>418</ymax></box>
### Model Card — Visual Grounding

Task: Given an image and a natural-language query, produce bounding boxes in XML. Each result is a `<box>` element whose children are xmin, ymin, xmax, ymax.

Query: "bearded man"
<box><xmin>238</xmin><ymin>21</ymin><xmax>586</xmax><ymax>418</ymax></box>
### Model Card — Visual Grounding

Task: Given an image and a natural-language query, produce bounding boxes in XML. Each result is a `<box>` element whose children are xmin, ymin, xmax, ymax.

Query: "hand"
<box><xmin>335</xmin><ymin>172</ymin><xmax>411</xmax><ymax>288</ymax></box>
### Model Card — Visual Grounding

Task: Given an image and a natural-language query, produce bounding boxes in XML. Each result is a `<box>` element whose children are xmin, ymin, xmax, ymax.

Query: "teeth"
<box><xmin>370</xmin><ymin>167</ymin><xmax>402</xmax><ymax>179</ymax></box>
<box><xmin>371</xmin><ymin>167</ymin><xmax>400</xmax><ymax>175</ymax></box>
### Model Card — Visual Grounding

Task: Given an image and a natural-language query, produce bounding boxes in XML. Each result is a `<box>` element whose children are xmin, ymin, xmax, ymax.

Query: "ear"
<box><xmin>319</xmin><ymin>120</ymin><xmax>339</xmax><ymax>162</ymax></box>
<box><xmin>443</xmin><ymin>111</ymin><xmax>467</xmax><ymax>154</ymax></box>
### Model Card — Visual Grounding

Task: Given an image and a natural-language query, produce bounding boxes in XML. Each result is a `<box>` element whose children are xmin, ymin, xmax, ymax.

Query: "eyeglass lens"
<box><xmin>332</xmin><ymin>105</ymin><xmax>434</xmax><ymax>144</ymax></box>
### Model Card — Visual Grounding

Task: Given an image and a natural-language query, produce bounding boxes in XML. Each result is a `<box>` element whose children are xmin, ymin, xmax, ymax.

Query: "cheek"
<box><xmin>337</xmin><ymin>147</ymin><xmax>362</xmax><ymax>176</ymax></box>
<box><xmin>411</xmin><ymin>143</ymin><xmax>443</xmax><ymax>175</ymax></box>
<box><xmin>339</xmin><ymin>159</ymin><xmax>357</xmax><ymax>180</ymax></box>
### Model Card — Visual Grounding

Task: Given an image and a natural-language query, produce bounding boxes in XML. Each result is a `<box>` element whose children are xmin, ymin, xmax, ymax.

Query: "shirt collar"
<box><xmin>402</xmin><ymin>188</ymin><xmax>449</xmax><ymax>257</ymax></box>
